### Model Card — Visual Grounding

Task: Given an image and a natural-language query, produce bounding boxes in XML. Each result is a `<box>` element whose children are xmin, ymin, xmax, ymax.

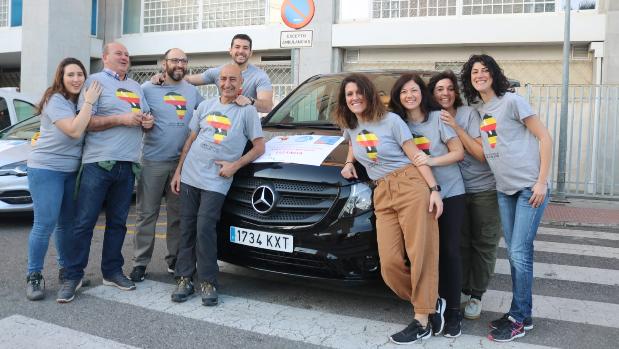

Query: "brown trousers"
<box><xmin>373</xmin><ymin>164</ymin><xmax>439</xmax><ymax>315</ymax></box>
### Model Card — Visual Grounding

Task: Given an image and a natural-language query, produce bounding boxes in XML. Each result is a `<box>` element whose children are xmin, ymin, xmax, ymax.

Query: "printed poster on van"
<box><xmin>253</xmin><ymin>135</ymin><xmax>344</xmax><ymax>166</ymax></box>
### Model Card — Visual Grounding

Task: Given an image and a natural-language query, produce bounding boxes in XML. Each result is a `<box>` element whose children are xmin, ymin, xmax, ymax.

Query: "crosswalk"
<box><xmin>2</xmin><ymin>224</ymin><xmax>618</xmax><ymax>348</ymax></box>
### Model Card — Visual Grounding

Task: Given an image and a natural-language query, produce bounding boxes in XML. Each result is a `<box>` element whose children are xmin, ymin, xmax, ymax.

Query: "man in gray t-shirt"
<box><xmin>169</xmin><ymin>64</ymin><xmax>265</xmax><ymax>305</ymax></box>
<box><xmin>61</xmin><ymin>42</ymin><xmax>153</xmax><ymax>301</ymax></box>
<box><xmin>130</xmin><ymin>48</ymin><xmax>205</xmax><ymax>282</ymax></box>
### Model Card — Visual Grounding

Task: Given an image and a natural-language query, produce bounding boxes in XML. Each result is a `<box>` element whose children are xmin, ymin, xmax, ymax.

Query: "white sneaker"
<box><xmin>464</xmin><ymin>298</ymin><xmax>482</xmax><ymax>320</ymax></box>
<box><xmin>460</xmin><ymin>292</ymin><xmax>470</xmax><ymax>308</ymax></box>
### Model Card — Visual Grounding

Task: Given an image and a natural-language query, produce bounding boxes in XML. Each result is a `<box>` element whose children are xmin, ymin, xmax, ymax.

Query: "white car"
<box><xmin>0</xmin><ymin>116</ymin><xmax>39</xmax><ymax>212</ymax></box>
<box><xmin>0</xmin><ymin>88</ymin><xmax>38</xmax><ymax>131</ymax></box>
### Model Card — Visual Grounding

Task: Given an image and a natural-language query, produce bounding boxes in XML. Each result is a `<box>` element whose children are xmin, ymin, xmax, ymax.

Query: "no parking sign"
<box><xmin>281</xmin><ymin>0</ymin><xmax>315</xmax><ymax>29</ymax></box>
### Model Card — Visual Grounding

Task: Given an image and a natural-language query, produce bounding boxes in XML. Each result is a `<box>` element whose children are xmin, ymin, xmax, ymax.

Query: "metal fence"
<box><xmin>520</xmin><ymin>84</ymin><xmax>619</xmax><ymax>199</ymax></box>
<box><xmin>129</xmin><ymin>64</ymin><xmax>295</xmax><ymax>106</ymax></box>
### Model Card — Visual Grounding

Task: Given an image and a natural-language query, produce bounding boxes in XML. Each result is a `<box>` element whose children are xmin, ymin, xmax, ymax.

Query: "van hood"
<box><xmin>0</xmin><ymin>140</ymin><xmax>30</xmax><ymax>167</ymax></box>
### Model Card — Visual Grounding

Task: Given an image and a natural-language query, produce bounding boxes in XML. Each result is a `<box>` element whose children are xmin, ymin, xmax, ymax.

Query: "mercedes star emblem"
<box><xmin>251</xmin><ymin>184</ymin><xmax>277</xmax><ymax>214</ymax></box>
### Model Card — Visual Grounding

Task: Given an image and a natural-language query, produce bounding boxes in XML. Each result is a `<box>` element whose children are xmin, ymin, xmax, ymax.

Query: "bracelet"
<box><xmin>345</xmin><ymin>161</ymin><xmax>354</xmax><ymax>165</ymax></box>
<box><xmin>84</xmin><ymin>101</ymin><xmax>94</xmax><ymax>106</ymax></box>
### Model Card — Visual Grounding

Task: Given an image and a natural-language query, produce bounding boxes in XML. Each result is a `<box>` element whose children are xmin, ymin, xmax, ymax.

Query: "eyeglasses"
<box><xmin>166</xmin><ymin>58</ymin><xmax>189</xmax><ymax>65</ymax></box>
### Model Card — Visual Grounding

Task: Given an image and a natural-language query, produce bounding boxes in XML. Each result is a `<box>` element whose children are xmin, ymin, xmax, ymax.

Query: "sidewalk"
<box><xmin>542</xmin><ymin>198</ymin><xmax>619</xmax><ymax>230</ymax></box>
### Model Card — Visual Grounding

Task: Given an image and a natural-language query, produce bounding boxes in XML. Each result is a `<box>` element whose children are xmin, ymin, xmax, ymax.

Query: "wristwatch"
<box><xmin>429</xmin><ymin>185</ymin><xmax>441</xmax><ymax>192</ymax></box>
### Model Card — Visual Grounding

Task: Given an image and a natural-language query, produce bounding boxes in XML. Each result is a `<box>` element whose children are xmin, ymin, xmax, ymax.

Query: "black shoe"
<box><xmin>26</xmin><ymin>272</ymin><xmax>45</xmax><ymax>301</ymax></box>
<box><xmin>444</xmin><ymin>310</ymin><xmax>462</xmax><ymax>338</ymax></box>
<box><xmin>129</xmin><ymin>266</ymin><xmax>147</xmax><ymax>282</ymax></box>
<box><xmin>389</xmin><ymin>319</ymin><xmax>432</xmax><ymax>345</ymax></box>
<box><xmin>56</xmin><ymin>278</ymin><xmax>83</xmax><ymax>303</ymax></box>
<box><xmin>59</xmin><ymin>268</ymin><xmax>91</xmax><ymax>287</ymax></box>
<box><xmin>167</xmin><ymin>260</ymin><xmax>176</xmax><ymax>275</ymax></box>
<box><xmin>200</xmin><ymin>281</ymin><xmax>218</xmax><ymax>306</ymax></box>
<box><xmin>490</xmin><ymin>313</ymin><xmax>533</xmax><ymax>331</ymax></box>
<box><xmin>171</xmin><ymin>277</ymin><xmax>194</xmax><ymax>302</ymax></box>
<box><xmin>430</xmin><ymin>297</ymin><xmax>446</xmax><ymax>335</ymax></box>
<box><xmin>488</xmin><ymin>318</ymin><xmax>525</xmax><ymax>342</ymax></box>
<box><xmin>103</xmin><ymin>273</ymin><xmax>136</xmax><ymax>290</ymax></box>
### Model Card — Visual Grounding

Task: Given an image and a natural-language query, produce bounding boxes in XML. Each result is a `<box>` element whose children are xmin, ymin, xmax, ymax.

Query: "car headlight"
<box><xmin>0</xmin><ymin>160</ymin><xmax>28</xmax><ymax>176</ymax></box>
<box><xmin>340</xmin><ymin>182</ymin><xmax>373</xmax><ymax>218</ymax></box>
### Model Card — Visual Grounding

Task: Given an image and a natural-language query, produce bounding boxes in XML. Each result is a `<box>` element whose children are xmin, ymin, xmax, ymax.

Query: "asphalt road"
<box><xmin>0</xmin><ymin>205</ymin><xmax>617</xmax><ymax>349</ymax></box>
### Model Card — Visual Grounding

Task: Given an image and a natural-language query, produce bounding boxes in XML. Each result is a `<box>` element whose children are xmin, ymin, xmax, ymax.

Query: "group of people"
<box><xmin>24</xmin><ymin>30</ymin><xmax>550</xmax><ymax>344</ymax></box>
<box><xmin>337</xmin><ymin>54</ymin><xmax>551</xmax><ymax>344</ymax></box>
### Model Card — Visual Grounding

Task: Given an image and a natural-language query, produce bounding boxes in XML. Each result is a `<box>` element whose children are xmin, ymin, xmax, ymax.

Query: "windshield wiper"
<box><xmin>268</xmin><ymin>123</ymin><xmax>297</xmax><ymax>129</ymax></box>
<box><xmin>305</xmin><ymin>124</ymin><xmax>340</xmax><ymax>130</ymax></box>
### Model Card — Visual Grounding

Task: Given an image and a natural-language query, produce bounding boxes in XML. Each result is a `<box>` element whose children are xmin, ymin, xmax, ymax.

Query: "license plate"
<box><xmin>229</xmin><ymin>226</ymin><xmax>293</xmax><ymax>253</ymax></box>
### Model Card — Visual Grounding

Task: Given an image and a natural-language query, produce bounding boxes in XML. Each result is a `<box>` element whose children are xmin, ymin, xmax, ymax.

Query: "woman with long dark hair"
<box><xmin>389</xmin><ymin>73</ymin><xmax>466</xmax><ymax>338</ymax></box>
<box><xmin>428</xmin><ymin>70</ymin><xmax>502</xmax><ymax>322</ymax></box>
<box><xmin>25</xmin><ymin>58</ymin><xmax>101</xmax><ymax>300</ymax></box>
<box><xmin>461</xmin><ymin>54</ymin><xmax>552</xmax><ymax>342</ymax></box>
<box><xmin>335</xmin><ymin>73</ymin><xmax>443</xmax><ymax>345</ymax></box>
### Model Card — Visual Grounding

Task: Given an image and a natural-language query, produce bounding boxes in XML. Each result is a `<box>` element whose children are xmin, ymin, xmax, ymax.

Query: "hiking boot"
<box><xmin>430</xmin><ymin>297</ymin><xmax>446</xmax><ymax>336</ymax></box>
<box><xmin>443</xmin><ymin>310</ymin><xmax>462</xmax><ymax>338</ymax></box>
<box><xmin>103</xmin><ymin>273</ymin><xmax>136</xmax><ymax>290</ymax></box>
<box><xmin>171</xmin><ymin>277</ymin><xmax>194</xmax><ymax>302</ymax></box>
<box><xmin>26</xmin><ymin>272</ymin><xmax>45</xmax><ymax>301</ymax></box>
<box><xmin>200</xmin><ymin>281</ymin><xmax>218</xmax><ymax>306</ymax></box>
<box><xmin>389</xmin><ymin>319</ymin><xmax>432</xmax><ymax>345</ymax></box>
<box><xmin>488</xmin><ymin>318</ymin><xmax>525</xmax><ymax>342</ymax></box>
<box><xmin>56</xmin><ymin>278</ymin><xmax>83</xmax><ymax>303</ymax></box>
<box><xmin>490</xmin><ymin>313</ymin><xmax>533</xmax><ymax>331</ymax></box>
<box><xmin>464</xmin><ymin>297</ymin><xmax>482</xmax><ymax>320</ymax></box>
<box><xmin>129</xmin><ymin>266</ymin><xmax>147</xmax><ymax>282</ymax></box>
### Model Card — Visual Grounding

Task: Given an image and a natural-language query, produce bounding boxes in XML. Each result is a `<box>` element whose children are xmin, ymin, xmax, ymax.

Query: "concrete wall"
<box><xmin>20</xmin><ymin>0</ymin><xmax>92</xmax><ymax>97</ymax></box>
<box><xmin>603</xmin><ymin>1</ymin><xmax>619</xmax><ymax>83</ymax></box>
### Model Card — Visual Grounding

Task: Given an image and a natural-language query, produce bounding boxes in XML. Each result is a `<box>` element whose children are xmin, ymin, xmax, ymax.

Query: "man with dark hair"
<box><xmin>152</xmin><ymin>34</ymin><xmax>273</xmax><ymax>113</ymax></box>
<box><xmin>129</xmin><ymin>48</ymin><xmax>204</xmax><ymax>282</ymax></box>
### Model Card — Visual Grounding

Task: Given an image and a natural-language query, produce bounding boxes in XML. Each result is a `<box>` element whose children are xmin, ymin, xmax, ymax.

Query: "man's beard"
<box><xmin>166</xmin><ymin>67</ymin><xmax>186</xmax><ymax>81</ymax></box>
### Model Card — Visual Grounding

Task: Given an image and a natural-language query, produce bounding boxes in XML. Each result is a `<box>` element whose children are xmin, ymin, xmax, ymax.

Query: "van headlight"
<box><xmin>340</xmin><ymin>183</ymin><xmax>373</xmax><ymax>218</ymax></box>
<box><xmin>0</xmin><ymin>161</ymin><xmax>28</xmax><ymax>176</ymax></box>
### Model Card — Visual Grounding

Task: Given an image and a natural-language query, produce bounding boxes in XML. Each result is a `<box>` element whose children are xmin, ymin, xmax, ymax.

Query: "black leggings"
<box><xmin>438</xmin><ymin>194</ymin><xmax>466</xmax><ymax>311</ymax></box>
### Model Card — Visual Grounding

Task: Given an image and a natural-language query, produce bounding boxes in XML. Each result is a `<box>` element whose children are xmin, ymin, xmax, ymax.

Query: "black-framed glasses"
<box><xmin>166</xmin><ymin>58</ymin><xmax>189</xmax><ymax>65</ymax></box>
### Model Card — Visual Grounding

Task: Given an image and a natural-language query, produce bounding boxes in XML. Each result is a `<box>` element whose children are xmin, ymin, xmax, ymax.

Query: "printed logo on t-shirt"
<box><xmin>356</xmin><ymin>130</ymin><xmax>379</xmax><ymax>162</ymax></box>
<box><xmin>480</xmin><ymin>114</ymin><xmax>498</xmax><ymax>149</ymax></box>
<box><xmin>412</xmin><ymin>133</ymin><xmax>431</xmax><ymax>155</ymax></box>
<box><xmin>115</xmin><ymin>88</ymin><xmax>141</xmax><ymax>112</ymax></box>
<box><xmin>163</xmin><ymin>92</ymin><xmax>188</xmax><ymax>120</ymax></box>
<box><xmin>206</xmin><ymin>112</ymin><xmax>231</xmax><ymax>144</ymax></box>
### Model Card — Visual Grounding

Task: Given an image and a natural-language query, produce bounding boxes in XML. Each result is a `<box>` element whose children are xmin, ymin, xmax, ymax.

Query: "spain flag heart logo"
<box><xmin>356</xmin><ymin>130</ymin><xmax>379</xmax><ymax>162</ymax></box>
<box><xmin>480</xmin><ymin>114</ymin><xmax>498</xmax><ymax>149</ymax></box>
<box><xmin>115</xmin><ymin>88</ymin><xmax>141</xmax><ymax>112</ymax></box>
<box><xmin>206</xmin><ymin>112</ymin><xmax>231</xmax><ymax>144</ymax></box>
<box><xmin>163</xmin><ymin>92</ymin><xmax>187</xmax><ymax>119</ymax></box>
<box><xmin>413</xmin><ymin>133</ymin><xmax>431</xmax><ymax>155</ymax></box>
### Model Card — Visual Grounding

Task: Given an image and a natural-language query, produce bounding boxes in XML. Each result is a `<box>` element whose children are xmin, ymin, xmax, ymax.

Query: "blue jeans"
<box><xmin>497</xmin><ymin>187</ymin><xmax>549</xmax><ymax>323</ymax></box>
<box><xmin>26</xmin><ymin>167</ymin><xmax>76</xmax><ymax>274</ymax></box>
<box><xmin>64</xmin><ymin>162</ymin><xmax>135</xmax><ymax>280</ymax></box>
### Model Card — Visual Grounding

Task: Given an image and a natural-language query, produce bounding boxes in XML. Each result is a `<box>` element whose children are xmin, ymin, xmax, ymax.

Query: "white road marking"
<box><xmin>85</xmin><ymin>280</ymin><xmax>557</xmax><ymax>349</ymax></box>
<box><xmin>0</xmin><ymin>315</ymin><xmax>140</xmax><ymax>349</ymax></box>
<box><xmin>494</xmin><ymin>259</ymin><xmax>619</xmax><ymax>286</ymax></box>
<box><xmin>538</xmin><ymin>227</ymin><xmax>619</xmax><ymax>241</ymax></box>
<box><xmin>499</xmin><ymin>239</ymin><xmax>619</xmax><ymax>259</ymax></box>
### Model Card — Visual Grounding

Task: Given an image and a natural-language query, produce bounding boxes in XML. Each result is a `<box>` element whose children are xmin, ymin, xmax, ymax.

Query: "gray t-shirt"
<box><xmin>78</xmin><ymin>71</ymin><xmax>150</xmax><ymax>164</ymax></box>
<box><xmin>477</xmin><ymin>92</ymin><xmax>541</xmax><ymax>195</ymax></box>
<box><xmin>201</xmin><ymin>64</ymin><xmax>272</xmax><ymax>99</ymax></box>
<box><xmin>343</xmin><ymin>112</ymin><xmax>412</xmax><ymax>181</ymax></box>
<box><xmin>141</xmin><ymin>81</ymin><xmax>204</xmax><ymax>161</ymax></box>
<box><xmin>407</xmin><ymin>110</ymin><xmax>465</xmax><ymax>199</ymax></box>
<box><xmin>454</xmin><ymin>106</ymin><xmax>496</xmax><ymax>193</ymax></box>
<box><xmin>28</xmin><ymin>93</ymin><xmax>83</xmax><ymax>172</ymax></box>
<box><xmin>181</xmin><ymin>97</ymin><xmax>263</xmax><ymax>195</ymax></box>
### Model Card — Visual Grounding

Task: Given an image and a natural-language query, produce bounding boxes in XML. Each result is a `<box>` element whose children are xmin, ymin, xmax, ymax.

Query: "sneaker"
<box><xmin>389</xmin><ymin>319</ymin><xmax>432</xmax><ymax>345</ymax></box>
<box><xmin>129</xmin><ymin>266</ymin><xmax>147</xmax><ymax>282</ymax></box>
<box><xmin>56</xmin><ymin>278</ymin><xmax>83</xmax><ymax>303</ymax></box>
<box><xmin>460</xmin><ymin>292</ymin><xmax>470</xmax><ymax>308</ymax></box>
<box><xmin>464</xmin><ymin>298</ymin><xmax>482</xmax><ymax>320</ymax></box>
<box><xmin>488</xmin><ymin>318</ymin><xmax>525</xmax><ymax>342</ymax></box>
<box><xmin>171</xmin><ymin>277</ymin><xmax>194</xmax><ymax>303</ymax></box>
<box><xmin>103</xmin><ymin>273</ymin><xmax>136</xmax><ymax>290</ymax></box>
<box><xmin>430</xmin><ymin>297</ymin><xmax>446</xmax><ymax>336</ymax></box>
<box><xmin>167</xmin><ymin>261</ymin><xmax>176</xmax><ymax>275</ymax></box>
<box><xmin>26</xmin><ymin>272</ymin><xmax>45</xmax><ymax>301</ymax></box>
<box><xmin>200</xmin><ymin>281</ymin><xmax>218</xmax><ymax>306</ymax></box>
<box><xmin>444</xmin><ymin>310</ymin><xmax>462</xmax><ymax>338</ymax></box>
<box><xmin>490</xmin><ymin>313</ymin><xmax>534</xmax><ymax>331</ymax></box>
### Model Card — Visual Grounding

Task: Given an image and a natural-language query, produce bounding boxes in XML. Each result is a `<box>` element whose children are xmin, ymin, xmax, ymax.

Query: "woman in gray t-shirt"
<box><xmin>389</xmin><ymin>73</ymin><xmax>466</xmax><ymax>338</ymax></box>
<box><xmin>428</xmin><ymin>70</ymin><xmax>502</xmax><ymax>323</ymax></box>
<box><xmin>461</xmin><ymin>54</ymin><xmax>552</xmax><ymax>343</ymax></box>
<box><xmin>25</xmin><ymin>58</ymin><xmax>102</xmax><ymax>301</ymax></box>
<box><xmin>335</xmin><ymin>73</ymin><xmax>443</xmax><ymax>345</ymax></box>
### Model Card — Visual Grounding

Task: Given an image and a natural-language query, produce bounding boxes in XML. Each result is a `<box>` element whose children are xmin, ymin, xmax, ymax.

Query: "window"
<box><xmin>0</xmin><ymin>97</ymin><xmax>9</xmax><ymax>130</ymax></box>
<box><xmin>13</xmin><ymin>99</ymin><xmax>36</xmax><ymax>122</ymax></box>
<box><xmin>143</xmin><ymin>0</ymin><xmax>199</xmax><ymax>33</ymax></box>
<box><xmin>0</xmin><ymin>0</ymin><xmax>8</xmax><ymax>27</ymax></box>
<box><xmin>10</xmin><ymin>0</ymin><xmax>21</xmax><ymax>26</ymax></box>
<box><xmin>91</xmin><ymin>0</ymin><xmax>98</xmax><ymax>36</ymax></box>
<box><xmin>202</xmin><ymin>0</ymin><xmax>266</xmax><ymax>28</ymax></box>
<box><xmin>372</xmin><ymin>0</ymin><xmax>457</xmax><ymax>18</ymax></box>
<box><xmin>462</xmin><ymin>0</ymin><xmax>555</xmax><ymax>15</ymax></box>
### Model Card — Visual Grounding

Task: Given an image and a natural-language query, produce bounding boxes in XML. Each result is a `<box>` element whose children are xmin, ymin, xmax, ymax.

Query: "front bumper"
<box><xmin>0</xmin><ymin>174</ymin><xmax>32</xmax><ymax>212</ymax></box>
